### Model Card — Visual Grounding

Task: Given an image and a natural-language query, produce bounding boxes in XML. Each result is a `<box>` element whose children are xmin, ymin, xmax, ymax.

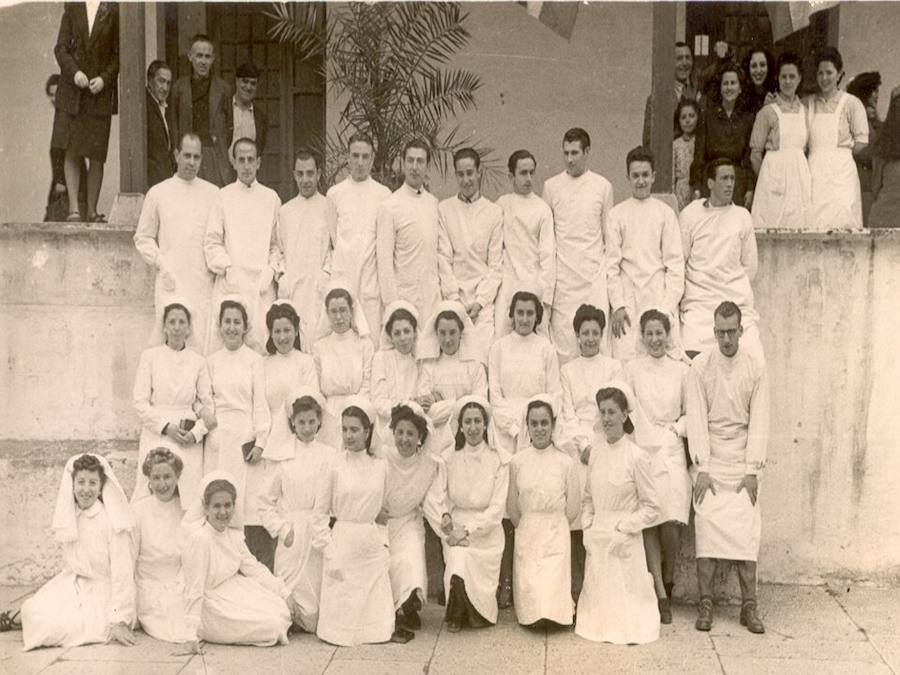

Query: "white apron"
<box><xmin>442</xmin><ymin>506</ymin><xmax>504</xmax><ymax>624</ymax></box>
<box><xmin>514</xmin><ymin>510</ymin><xmax>572</xmax><ymax>625</ymax></box>
<box><xmin>274</xmin><ymin>508</ymin><xmax>323</xmax><ymax>631</ymax></box>
<box><xmin>199</xmin><ymin>574</ymin><xmax>291</xmax><ymax>646</ymax></box>
<box><xmin>206</xmin><ymin>409</ymin><xmax>255</xmax><ymax>523</ymax></box>
<box><xmin>387</xmin><ymin>511</ymin><xmax>428</xmax><ymax>608</ymax></box>
<box><xmin>752</xmin><ymin>104</ymin><xmax>812</xmax><ymax>230</ymax></box>
<box><xmin>649</xmin><ymin>430</ymin><xmax>692</xmax><ymax>526</ymax></box>
<box><xmin>808</xmin><ymin>93</ymin><xmax>863</xmax><ymax>230</ymax></box>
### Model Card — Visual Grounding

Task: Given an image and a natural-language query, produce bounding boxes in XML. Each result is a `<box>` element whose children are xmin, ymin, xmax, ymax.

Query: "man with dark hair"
<box><xmin>642</xmin><ymin>41</ymin><xmax>701</xmax><ymax>147</ymax></box>
<box><xmin>687</xmin><ymin>300</ymin><xmax>769</xmax><ymax>635</ymax></box>
<box><xmin>679</xmin><ymin>158</ymin><xmax>762</xmax><ymax>360</ymax></box>
<box><xmin>226</xmin><ymin>62</ymin><xmax>268</xmax><ymax>181</ymax></box>
<box><xmin>170</xmin><ymin>34</ymin><xmax>232</xmax><ymax>187</ymax></box>
<box><xmin>543</xmin><ymin>127</ymin><xmax>614</xmax><ymax>363</ymax></box>
<box><xmin>146</xmin><ymin>59</ymin><xmax>175</xmax><ymax>188</ymax></box>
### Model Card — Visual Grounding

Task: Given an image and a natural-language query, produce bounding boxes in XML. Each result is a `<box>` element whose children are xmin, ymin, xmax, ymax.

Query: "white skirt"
<box><xmin>273</xmin><ymin>509</ymin><xmax>324</xmax><ymax>632</ymax></box>
<box><xmin>136</xmin><ymin>577</ymin><xmax>190</xmax><ymax>643</ymax></box>
<box><xmin>22</xmin><ymin>572</ymin><xmax>114</xmax><ymax>651</ymax></box>
<box><xmin>198</xmin><ymin>574</ymin><xmax>290</xmax><ymax>646</ymax></box>
<box><xmin>388</xmin><ymin>511</ymin><xmax>427</xmax><ymax>609</ymax></box>
<box><xmin>514</xmin><ymin>511</ymin><xmax>573</xmax><ymax>626</ymax></box>
<box><xmin>443</xmin><ymin>508</ymin><xmax>504</xmax><ymax>624</ymax></box>
<box><xmin>649</xmin><ymin>436</ymin><xmax>692</xmax><ymax>526</ymax></box>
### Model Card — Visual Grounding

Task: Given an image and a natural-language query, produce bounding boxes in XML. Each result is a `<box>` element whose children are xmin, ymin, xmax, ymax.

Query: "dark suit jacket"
<box><xmin>146</xmin><ymin>89</ymin><xmax>175</xmax><ymax>188</ymax></box>
<box><xmin>170</xmin><ymin>75</ymin><xmax>232</xmax><ymax>186</ymax></box>
<box><xmin>54</xmin><ymin>1</ymin><xmax>119</xmax><ymax>118</ymax></box>
<box><xmin>225</xmin><ymin>101</ymin><xmax>269</xmax><ymax>156</ymax></box>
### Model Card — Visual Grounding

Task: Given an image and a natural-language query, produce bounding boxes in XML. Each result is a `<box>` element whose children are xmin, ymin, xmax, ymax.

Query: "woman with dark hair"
<box><xmin>625</xmin><ymin>309</ymin><xmax>691</xmax><ymax>624</ymax></box>
<box><xmin>416</xmin><ymin>300</ymin><xmax>488</xmax><ymax>455</ymax></box>
<box><xmin>428</xmin><ymin>396</ymin><xmax>509</xmax><ymax>633</ymax></box>
<box><xmin>314</xmin><ymin>398</ymin><xmax>394</xmax><ymax>646</ymax></box>
<box><xmin>132</xmin><ymin>448</ymin><xmax>191</xmax><ymax>643</ymax></box>
<box><xmin>742</xmin><ymin>48</ymin><xmax>777</xmax><ymax>116</ymax></box>
<box><xmin>22</xmin><ymin>454</ymin><xmax>136</xmax><ymax>650</ymax></box>
<box><xmin>372</xmin><ymin>300</ymin><xmax>421</xmax><ymax>443</ymax></box>
<box><xmin>869</xmin><ymin>88</ymin><xmax>900</xmax><ymax>228</ymax></box>
<box><xmin>691</xmin><ymin>62</ymin><xmax>756</xmax><ymax>207</ymax></box>
<box><xmin>382</xmin><ymin>402</ymin><xmax>444</xmax><ymax>642</ymax></box>
<box><xmin>805</xmin><ymin>47</ymin><xmax>870</xmax><ymax>229</ymax></box>
<box><xmin>133</xmin><ymin>301</ymin><xmax>214</xmax><ymax>507</ymax></box>
<box><xmin>575</xmin><ymin>383</ymin><xmax>660</xmax><ymax>645</ymax></box>
<box><xmin>258</xmin><ymin>389</ymin><xmax>336</xmax><ymax>633</ymax></box>
<box><xmin>508</xmin><ymin>395</ymin><xmax>580</xmax><ymax>628</ymax></box>
<box><xmin>750</xmin><ymin>51</ymin><xmax>812</xmax><ymax>230</ymax></box>
<box><xmin>312</xmin><ymin>279</ymin><xmax>375</xmax><ymax>449</ymax></box>
<box><xmin>206</xmin><ymin>297</ymin><xmax>271</xmax><ymax>566</ymax></box>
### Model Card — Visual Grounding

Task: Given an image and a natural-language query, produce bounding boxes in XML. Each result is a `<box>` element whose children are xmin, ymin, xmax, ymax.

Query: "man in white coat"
<box><xmin>679</xmin><ymin>158</ymin><xmax>762</xmax><ymax>360</ymax></box>
<box><xmin>275</xmin><ymin>149</ymin><xmax>331</xmax><ymax>350</ymax></box>
<box><xmin>204</xmin><ymin>137</ymin><xmax>281</xmax><ymax>354</ymax></box>
<box><xmin>606</xmin><ymin>147</ymin><xmax>685</xmax><ymax>362</ymax></box>
<box><xmin>687</xmin><ymin>301</ymin><xmax>768</xmax><ymax>635</ymax></box>
<box><xmin>495</xmin><ymin>150</ymin><xmax>555</xmax><ymax>339</ymax></box>
<box><xmin>376</xmin><ymin>139</ymin><xmax>443</xmax><ymax>323</ymax></box>
<box><xmin>543</xmin><ymin>128</ymin><xmax>614</xmax><ymax>364</ymax></box>
<box><xmin>134</xmin><ymin>132</ymin><xmax>220</xmax><ymax>353</ymax></box>
<box><xmin>326</xmin><ymin>132</ymin><xmax>392</xmax><ymax>346</ymax></box>
<box><xmin>437</xmin><ymin>147</ymin><xmax>503</xmax><ymax>358</ymax></box>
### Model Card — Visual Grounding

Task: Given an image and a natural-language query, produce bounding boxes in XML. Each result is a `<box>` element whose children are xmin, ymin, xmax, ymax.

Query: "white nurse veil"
<box><xmin>182</xmin><ymin>469</ymin><xmax>244</xmax><ymax>532</ymax></box>
<box><xmin>52</xmin><ymin>453</ymin><xmax>133</xmax><ymax>543</ymax></box>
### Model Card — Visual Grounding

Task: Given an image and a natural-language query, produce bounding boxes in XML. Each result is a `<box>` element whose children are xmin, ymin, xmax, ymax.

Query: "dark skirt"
<box><xmin>52</xmin><ymin>108</ymin><xmax>112</xmax><ymax>162</ymax></box>
<box><xmin>446</xmin><ymin>575</ymin><xmax>491</xmax><ymax>628</ymax></box>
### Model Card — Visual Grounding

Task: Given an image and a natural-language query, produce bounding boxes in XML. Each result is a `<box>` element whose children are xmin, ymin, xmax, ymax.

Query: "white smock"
<box><xmin>258</xmin><ymin>437</ymin><xmax>336</xmax><ymax>632</ymax></box>
<box><xmin>371</xmin><ymin>300</ymin><xmax>421</xmax><ymax>444</ymax></box>
<box><xmin>437</xmin><ymin>194</ymin><xmax>504</xmax><ymax>353</ymax></box>
<box><xmin>313</xmin><ymin>330</ymin><xmax>374</xmax><ymax>449</ymax></box>
<box><xmin>314</xmin><ymin>451</ymin><xmax>394</xmax><ymax>646</ymax></box>
<box><xmin>508</xmin><ymin>443</ymin><xmax>580</xmax><ymax>625</ymax></box>
<box><xmin>679</xmin><ymin>200</ymin><xmax>762</xmax><ymax>358</ymax></box>
<box><xmin>383</xmin><ymin>444</ymin><xmax>444</xmax><ymax>609</ymax></box>
<box><xmin>495</xmin><ymin>192</ymin><xmax>555</xmax><ymax>339</ymax></box>
<box><xmin>204</xmin><ymin>179</ymin><xmax>282</xmax><ymax>353</ymax></box>
<box><xmin>542</xmin><ymin>170</ymin><xmax>614</xmax><ymax>363</ymax></box>
<box><xmin>807</xmin><ymin>92</ymin><xmax>864</xmax><ymax>230</ymax></box>
<box><xmin>183</xmin><ymin>521</ymin><xmax>290</xmax><ymax>645</ymax></box>
<box><xmin>686</xmin><ymin>348</ymin><xmax>769</xmax><ymax>561</ymax></box>
<box><xmin>626</xmin><ymin>354</ymin><xmax>692</xmax><ymax>525</ymax></box>
<box><xmin>275</xmin><ymin>192</ymin><xmax>332</xmax><ymax>349</ymax></box>
<box><xmin>132</xmin><ymin>344</ymin><xmax>213</xmax><ymax>507</ymax></box>
<box><xmin>751</xmin><ymin>103</ymin><xmax>812</xmax><ymax>230</ymax></box>
<box><xmin>487</xmin><ymin>331</ymin><xmax>561</xmax><ymax>454</ymax></box>
<box><xmin>431</xmin><ymin>440</ymin><xmax>510</xmax><ymax>624</ymax></box>
<box><xmin>376</xmin><ymin>183</ymin><xmax>443</xmax><ymax>324</ymax></box>
<box><xmin>206</xmin><ymin>344</ymin><xmax>271</xmax><ymax>524</ymax></box>
<box><xmin>605</xmin><ymin>197</ymin><xmax>685</xmax><ymax>362</ymax></box>
<box><xmin>134</xmin><ymin>175</ymin><xmax>220</xmax><ymax>354</ymax></box>
<box><xmin>132</xmin><ymin>494</ymin><xmax>191</xmax><ymax>642</ymax></box>
<box><xmin>575</xmin><ymin>434</ymin><xmax>660</xmax><ymax>645</ymax></box>
<box><xmin>326</xmin><ymin>176</ymin><xmax>392</xmax><ymax>344</ymax></box>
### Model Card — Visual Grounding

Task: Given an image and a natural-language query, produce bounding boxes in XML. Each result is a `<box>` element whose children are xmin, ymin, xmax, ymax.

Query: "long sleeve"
<box><xmin>236</xmin><ymin>535</ymin><xmax>288</xmax><ymax>598</ymax></box>
<box><xmin>54</xmin><ymin>7</ymin><xmax>79</xmax><ymax>80</ymax></box>
<box><xmin>615</xmin><ymin>450</ymin><xmax>660</xmax><ymax>534</ymax></box>
<box><xmin>474</xmin><ymin>214</ymin><xmax>503</xmax><ymax>307</ymax></box>
<box><xmin>134</xmin><ymin>189</ymin><xmax>162</xmax><ymax>269</ymax></box>
<box><xmin>360</xmin><ymin>338</ymin><xmax>374</xmax><ymax>398</ymax></box>
<box><xmin>740</xmin><ymin>218</ymin><xmax>759</xmax><ymax>281</ymax></box>
<box><xmin>107</xmin><ymin>529</ymin><xmax>136</xmax><ymax>627</ymax></box>
<box><xmin>422</xmin><ymin>460</ymin><xmax>448</xmax><ymax>535</ymax></box>
<box><xmin>686</xmin><ymin>365</ymin><xmax>711</xmax><ymax>467</ymax></box>
<box><xmin>267</xmin><ymin>209</ymin><xmax>284</xmax><ymax>276</ymax></box>
<box><xmin>376</xmin><ymin>203</ymin><xmax>398</xmax><ymax>305</ymax></box>
<box><xmin>601</xmin><ymin>181</ymin><xmax>614</xmax><ymax>241</ymax></box>
<box><xmin>464</xmin><ymin>460</ymin><xmax>510</xmax><ymax>537</ymax></box>
<box><xmin>506</xmin><ymin>459</ymin><xmax>521</xmax><ymax>527</ymax></box>
<box><xmin>133</xmin><ymin>351</ymin><xmax>168</xmax><ymax>433</ymax></box>
<box><xmin>258</xmin><ymin>468</ymin><xmax>288</xmax><ymax>539</ymax></box>
<box><xmin>661</xmin><ymin>209</ymin><xmax>686</xmax><ymax>313</ymax></box>
<box><xmin>745</xmin><ymin>369</ymin><xmax>769</xmax><ymax>475</ymax></box>
<box><xmin>371</xmin><ymin>352</ymin><xmax>393</xmax><ymax>419</ymax></box>
<box><xmin>565</xmin><ymin>457</ymin><xmax>581</xmax><ymax>525</ymax></box>
<box><xmin>581</xmin><ymin>458</ymin><xmax>595</xmax><ymax>530</ymax></box>
<box><xmin>191</xmin><ymin>362</ymin><xmax>215</xmax><ymax>441</ymax></box>
<box><xmin>204</xmin><ymin>198</ymin><xmax>232</xmax><ymax>275</ymax></box>
<box><xmin>605</xmin><ymin>211</ymin><xmax>626</xmax><ymax>310</ymax></box>
<box><xmin>437</xmin><ymin>211</ymin><xmax>461</xmax><ymax>302</ymax></box>
<box><xmin>544</xmin><ymin>344</ymin><xmax>562</xmax><ymax>401</ymax></box>
<box><xmin>251</xmin><ymin>356</ymin><xmax>271</xmax><ymax>447</ymax></box>
<box><xmin>487</xmin><ymin>342</ymin><xmax>503</xmax><ymax>408</ymax></box>
<box><xmin>182</xmin><ymin>534</ymin><xmax>209</xmax><ymax>641</ymax></box>
<box><xmin>538</xmin><ymin>207</ymin><xmax>556</xmax><ymax>305</ymax></box>
<box><xmin>560</xmin><ymin>368</ymin><xmax>588</xmax><ymax>453</ymax></box>
<box><xmin>311</xmin><ymin>465</ymin><xmax>335</xmax><ymax>555</ymax></box>
<box><xmin>471</xmin><ymin>362</ymin><xmax>489</xmax><ymax>398</ymax></box>
<box><xmin>99</xmin><ymin>8</ymin><xmax>120</xmax><ymax>87</ymax></box>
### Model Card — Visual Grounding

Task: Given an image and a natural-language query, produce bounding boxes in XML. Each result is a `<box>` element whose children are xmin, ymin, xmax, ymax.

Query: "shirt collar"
<box><xmin>147</xmin><ymin>87</ymin><xmax>166</xmax><ymax>109</ymax></box>
<box><xmin>233</xmin><ymin>96</ymin><xmax>254</xmax><ymax>112</ymax></box>
<box><xmin>80</xmin><ymin>500</ymin><xmax>104</xmax><ymax>519</ymax></box>
<box><xmin>458</xmin><ymin>192</ymin><xmax>480</xmax><ymax>204</ymax></box>
<box><xmin>402</xmin><ymin>182</ymin><xmax>424</xmax><ymax>197</ymax></box>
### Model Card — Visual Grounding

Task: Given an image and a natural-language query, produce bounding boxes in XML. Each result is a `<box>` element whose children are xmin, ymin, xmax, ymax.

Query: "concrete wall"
<box><xmin>3</xmin><ymin>221</ymin><xmax>900</xmax><ymax>587</ymax></box>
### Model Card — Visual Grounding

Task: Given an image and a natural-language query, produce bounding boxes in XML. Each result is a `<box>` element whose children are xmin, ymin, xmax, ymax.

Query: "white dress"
<box><xmin>132</xmin><ymin>344</ymin><xmax>213</xmax><ymax>508</ymax></box>
<box><xmin>383</xmin><ymin>446</ymin><xmax>443</xmax><ymax>608</ymax></box>
<box><xmin>133</xmin><ymin>175</ymin><xmax>220</xmax><ymax>354</ymax></box>
<box><xmin>312</xmin><ymin>330</ymin><xmax>374</xmax><ymax>448</ymax></box>
<box><xmin>371</xmin><ymin>348</ymin><xmax>419</xmax><ymax>445</ymax></box>
<box><xmin>626</xmin><ymin>354</ymin><xmax>692</xmax><ymax>525</ymax></box>
<box><xmin>432</xmin><ymin>441</ymin><xmax>510</xmax><ymax>624</ymax></box>
<box><xmin>542</xmin><ymin>170</ymin><xmax>614</xmax><ymax>362</ymax></box>
<box><xmin>206</xmin><ymin>345</ymin><xmax>271</xmax><ymax>523</ymax></box>
<box><xmin>314</xmin><ymin>451</ymin><xmax>394</xmax><ymax>646</ymax></box>
<box><xmin>258</xmin><ymin>438</ymin><xmax>336</xmax><ymax>632</ymax></box>
<box><xmin>416</xmin><ymin>352</ymin><xmax>488</xmax><ymax>455</ymax></box>
<box><xmin>183</xmin><ymin>522</ymin><xmax>291</xmax><ymax>646</ymax></box>
<box><xmin>576</xmin><ymin>435</ymin><xmax>659</xmax><ymax>645</ymax></box>
<box><xmin>488</xmin><ymin>331</ymin><xmax>561</xmax><ymax>454</ymax></box>
<box><xmin>22</xmin><ymin>502</ymin><xmax>135</xmax><ymax>651</ymax></box>
<box><xmin>132</xmin><ymin>495</ymin><xmax>190</xmax><ymax>642</ymax></box>
<box><xmin>508</xmin><ymin>444</ymin><xmax>580</xmax><ymax>625</ymax></box>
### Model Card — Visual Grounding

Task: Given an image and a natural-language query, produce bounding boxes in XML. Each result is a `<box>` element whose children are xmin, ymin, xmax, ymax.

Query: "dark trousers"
<box><xmin>500</xmin><ymin>518</ymin><xmax>515</xmax><ymax>585</ymax></box>
<box><xmin>244</xmin><ymin>525</ymin><xmax>276</xmax><ymax>573</ymax></box>
<box><xmin>571</xmin><ymin>530</ymin><xmax>586</xmax><ymax>600</ymax></box>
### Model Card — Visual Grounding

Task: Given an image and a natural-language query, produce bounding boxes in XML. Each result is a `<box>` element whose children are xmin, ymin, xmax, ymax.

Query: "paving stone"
<box><xmin>39</xmin><ymin>661</ymin><xmax>184</xmax><ymax>675</ymax></box>
<box><xmin>718</xmin><ymin>655</ymin><xmax>893</xmax><ymax>675</ymax></box>
<box><xmin>332</xmin><ymin>604</ymin><xmax>440</xmax><ymax>663</ymax></box>
<box><xmin>61</xmin><ymin>631</ymin><xmax>190</xmax><ymax>663</ymax></box>
<box><xmin>829</xmin><ymin>586</ymin><xmax>900</xmax><ymax>635</ymax></box>
<box><xmin>325</xmin><ymin>659</ymin><xmax>427</xmax><ymax>675</ymax></box>
<box><xmin>183</xmin><ymin>639</ymin><xmax>335</xmax><ymax>675</ymax></box>
<box><xmin>713</xmin><ymin>634</ymin><xmax>884</xmax><ymax>662</ymax></box>
<box><xmin>0</xmin><ymin>642</ymin><xmax>64</xmax><ymax>675</ymax></box>
<box><xmin>867</xmin><ymin>633</ymin><xmax>900</xmax><ymax>673</ymax></box>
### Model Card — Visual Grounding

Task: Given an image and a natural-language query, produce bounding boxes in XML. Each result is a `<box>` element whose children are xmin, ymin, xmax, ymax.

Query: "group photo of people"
<box><xmin>16</xmin><ymin>0</ymin><xmax>895</xmax><ymax>660</ymax></box>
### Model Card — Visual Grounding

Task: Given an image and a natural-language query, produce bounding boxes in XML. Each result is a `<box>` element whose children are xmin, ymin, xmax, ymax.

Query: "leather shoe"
<box><xmin>658</xmin><ymin>597</ymin><xmax>673</xmax><ymax>624</ymax></box>
<box><xmin>695</xmin><ymin>597</ymin><xmax>713</xmax><ymax>631</ymax></box>
<box><xmin>446</xmin><ymin>620</ymin><xmax>462</xmax><ymax>633</ymax></box>
<box><xmin>740</xmin><ymin>600</ymin><xmax>765</xmax><ymax>634</ymax></box>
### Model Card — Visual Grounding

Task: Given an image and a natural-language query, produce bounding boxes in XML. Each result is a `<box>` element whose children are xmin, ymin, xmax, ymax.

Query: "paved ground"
<box><xmin>0</xmin><ymin>583</ymin><xmax>897</xmax><ymax>674</ymax></box>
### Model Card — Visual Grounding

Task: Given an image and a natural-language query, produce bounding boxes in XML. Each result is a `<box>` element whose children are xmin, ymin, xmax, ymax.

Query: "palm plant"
<box><xmin>267</xmin><ymin>1</ymin><xmax>502</xmax><ymax>190</ymax></box>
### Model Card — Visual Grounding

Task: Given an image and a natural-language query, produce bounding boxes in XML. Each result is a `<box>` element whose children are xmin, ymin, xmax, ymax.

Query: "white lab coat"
<box><xmin>371</xmin><ymin>348</ymin><xmax>420</xmax><ymax>445</ymax></box>
<box><xmin>312</xmin><ymin>330</ymin><xmax>374</xmax><ymax>449</ymax></box>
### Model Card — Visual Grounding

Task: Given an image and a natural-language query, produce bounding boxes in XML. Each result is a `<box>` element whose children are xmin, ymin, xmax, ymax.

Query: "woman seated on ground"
<box><xmin>507</xmin><ymin>395</ymin><xmax>580</xmax><ymax>629</ymax></box>
<box><xmin>312</xmin><ymin>280</ymin><xmax>374</xmax><ymax>449</ymax></box>
<box><xmin>132</xmin><ymin>448</ymin><xmax>191</xmax><ymax>644</ymax></box>
<box><xmin>372</xmin><ymin>301</ymin><xmax>421</xmax><ymax>444</ymax></box>
<box><xmin>182</xmin><ymin>471</ymin><xmax>296</xmax><ymax>650</ymax></box>
<box><xmin>625</xmin><ymin>309</ymin><xmax>691</xmax><ymax>625</ymax></box>
<box><xmin>258</xmin><ymin>388</ymin><xmax>336</xmax><ymax>634</ymax></box>
<box><xmin>314</xmin><ymin>398</ymin><xmax>395</xmax><ymax>647</ymax></box>
<box><xmin>416</xmin><ymin>300</ymin><xmax>488</xmax><ymax>455</ymax></box>
<box><xmin>381</xmin><ymin>402</ymin><xmax>444</xmax><ymax>643</ymax></box>
<box><xmin>576</xmin><ymin>383</ymin><xmax>660</xmax><ymax>645</ymax></box>
<box><xmin>428</xmin><ymin>396</ymin><xmax>510</xmax><ymax>633</ymax></box>
<box><xmin>132</xmin><ymin>301</ymin><xmax>214</xmax><ymax>508</ymax></box>
<box><xmin>22</xmin><ymin>453</ymin><xmax>136</xmax><ymax>651</ymax></box>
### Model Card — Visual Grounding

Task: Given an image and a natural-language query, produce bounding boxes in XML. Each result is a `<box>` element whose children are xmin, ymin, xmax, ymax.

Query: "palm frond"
<box><xmin>264</xmin><ymin>3</ymin><xmax>325</xmax><ymax>60</ymax></box>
